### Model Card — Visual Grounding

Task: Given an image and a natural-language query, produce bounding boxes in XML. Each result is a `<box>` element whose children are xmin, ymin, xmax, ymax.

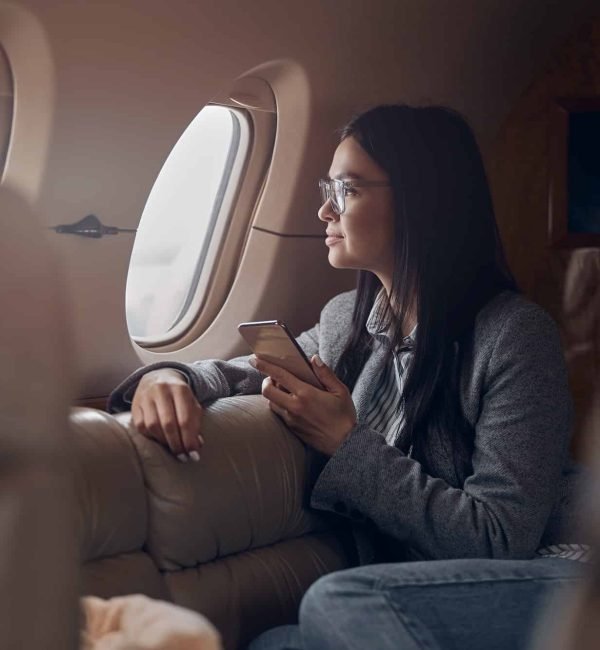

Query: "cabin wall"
<box><xmin>489</xmin><ymin>17</ymin><xmax>600</xmax><ymax>457</ymax></box>
<box><xmin>0</xmin><ymin>0</ymin><xmax>597</xmax><ymax>398</ymax></box>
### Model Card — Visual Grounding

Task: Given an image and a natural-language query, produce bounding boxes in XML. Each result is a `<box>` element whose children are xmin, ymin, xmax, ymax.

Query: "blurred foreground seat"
<box><xmin>532</xmin><ymin>386</ymin><xmax>600</xmax><ymax>650</ymax></box>
<box><xmin>0</xmin><ymin>187</ymin><xmax>79</xmax><ymax>649</ymax></box>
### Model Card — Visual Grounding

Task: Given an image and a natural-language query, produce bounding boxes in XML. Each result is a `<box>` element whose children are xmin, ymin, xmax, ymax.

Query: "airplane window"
<box><xmin>126</xmin><ymin>105</ymin><xmax>250</xmax><ymax>341</ymax></box>
<box><xmin>0</xmin><ymin>44</ymin><xmax>13</xmax><ymax>178</ymax></box>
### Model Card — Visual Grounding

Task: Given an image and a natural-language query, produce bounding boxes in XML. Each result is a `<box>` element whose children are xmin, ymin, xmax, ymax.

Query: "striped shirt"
<box><xmin>363</xmin><ymin>290</ymin><xmax>589</xmax><ymax>562</ymax></box>
<box><xmin>364</xmin><ymin>291</ymin><xmax>416</xmax><ymax>450</ymax></box>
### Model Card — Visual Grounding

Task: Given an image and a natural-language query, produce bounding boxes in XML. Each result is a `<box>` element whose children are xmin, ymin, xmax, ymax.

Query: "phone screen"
<box><xmin>238</xmin><ymin>320</ymin><xmax>324</xmax><ymax>389</ymax></box>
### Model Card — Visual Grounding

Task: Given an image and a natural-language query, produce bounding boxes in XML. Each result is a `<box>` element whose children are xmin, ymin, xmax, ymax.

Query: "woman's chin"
<box><xmin>327</xmin><ymin>249</ymin><xmax>355</xmax><ymax>270</ymax></box>
<box><xmin>327</xmin><ymin>249</ymin><xmax>343</xmax><ymax>268</ymax></box>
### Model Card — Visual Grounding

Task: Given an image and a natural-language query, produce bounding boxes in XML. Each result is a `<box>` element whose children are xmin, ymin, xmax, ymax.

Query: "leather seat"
<box><xmin>74</xmin><ymin>396</ymin><xmax>353</xmax><ymax>650</ymax></box>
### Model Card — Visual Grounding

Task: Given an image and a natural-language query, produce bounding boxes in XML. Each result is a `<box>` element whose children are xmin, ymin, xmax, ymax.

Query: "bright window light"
<box><xmin>126</xmin><ymin>106</ymin><xmax>247</xmax><ymax>340</ymax></box>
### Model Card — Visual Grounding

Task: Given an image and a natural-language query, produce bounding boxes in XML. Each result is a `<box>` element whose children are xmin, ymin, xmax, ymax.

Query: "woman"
<box><xmin>109</xmin><ymin>105</ymin><xmax>584</xmax><ymax>649</ymax></box>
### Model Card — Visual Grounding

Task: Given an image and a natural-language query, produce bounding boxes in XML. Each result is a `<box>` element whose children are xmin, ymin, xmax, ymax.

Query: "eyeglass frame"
<box><xmin>318</xmin><ymin>178</ymin><xmax>391</xmax><ymax>215</ymax></box>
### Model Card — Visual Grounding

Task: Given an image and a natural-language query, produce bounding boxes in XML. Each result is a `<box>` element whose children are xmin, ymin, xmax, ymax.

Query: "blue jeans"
<box><xmin>247</xmin><ymin>558</ymin><xmax>582</xmax><ymax>650</ymax></box>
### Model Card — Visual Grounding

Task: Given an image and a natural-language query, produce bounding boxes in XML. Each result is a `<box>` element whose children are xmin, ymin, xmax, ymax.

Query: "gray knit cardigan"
<box><xmin>109</xmin><ymin>289</ymin><xmax>582</xmax><ymax>564</ymax></box>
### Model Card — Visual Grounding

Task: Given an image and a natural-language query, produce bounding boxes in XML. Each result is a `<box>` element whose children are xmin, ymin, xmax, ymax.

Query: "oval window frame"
<box><xmin>129</xmin><ymin>98</ymin><xmax>276</xmax><ymax>350</ymax></box>
<box><xmin>0</xmin><ymin>44</ymin><xmax>14</xmax><ymax>180</ymax></box>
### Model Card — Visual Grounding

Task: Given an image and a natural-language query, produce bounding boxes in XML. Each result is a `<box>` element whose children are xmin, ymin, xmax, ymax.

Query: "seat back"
<box><xmin>0</xmin><ymin>186</ymin><xmax>79</xmax><ymax>649</ymax></box>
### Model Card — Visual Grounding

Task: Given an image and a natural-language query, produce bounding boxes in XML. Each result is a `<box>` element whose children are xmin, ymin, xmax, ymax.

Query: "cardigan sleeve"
<box><xmin>309</xmin><ymin>303</ymin><xmax>574</xmax><ymax>560</ymax></box>
<box><xmin>107</xmin><ymin>323</ymin><xmax>321</xmax><ymax>413</ymax></box>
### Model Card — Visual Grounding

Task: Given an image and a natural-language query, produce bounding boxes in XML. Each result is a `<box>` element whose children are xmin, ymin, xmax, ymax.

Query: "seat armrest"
<box><xmin>70</xmin><ymin>408</ymin><xmax>148</xmax><ymax>562</ymax></box>
<box><xmin>114</xmin><ymin>395</ymin><xmax>337</xmax><ymax>570</ymax></box>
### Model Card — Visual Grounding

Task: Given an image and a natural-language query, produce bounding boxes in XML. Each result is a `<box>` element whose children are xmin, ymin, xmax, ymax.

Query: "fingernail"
<box><xmin>248</xmin><ymin>355</ymin><xmax>257</xmax><ymax>368</ymax></box>
<box><xmin>189</xmin><ymin>451</ymin><xmax>201</xmax><ymax>462</ymax></box>
<box><xmin>177</xmin><ymin>454</ymin><xmax>188</xmax><ymax>463</ymax></box>
<box><xmin>197</xmin><ymin>435</ymin><xmax>205</xmax><ymax>445</ymax></box>
<box><xmin>313</xmin><ymin>354</ymin><xmax>324</xmax><ymax>367</ymax></box>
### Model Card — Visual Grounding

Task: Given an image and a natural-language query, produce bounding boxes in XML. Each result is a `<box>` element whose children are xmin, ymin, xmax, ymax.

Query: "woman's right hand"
<box><xmin>131</xmin><ymin>369</ymin><xmax>204</xmax><ymax>462</ymax></box>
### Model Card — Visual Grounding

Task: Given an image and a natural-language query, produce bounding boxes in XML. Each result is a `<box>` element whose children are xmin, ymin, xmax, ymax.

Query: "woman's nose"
<box><xmin>318</xmin><ymin>198</ymin><xmax>337</xmax><ymax>222</ymax></box>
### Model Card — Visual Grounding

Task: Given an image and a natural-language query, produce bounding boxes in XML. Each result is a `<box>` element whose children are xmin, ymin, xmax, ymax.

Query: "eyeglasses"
<box><xmin>318</xmin><ymin>178</ymin><xmax>391</xmax><ymax>215</ymax></box>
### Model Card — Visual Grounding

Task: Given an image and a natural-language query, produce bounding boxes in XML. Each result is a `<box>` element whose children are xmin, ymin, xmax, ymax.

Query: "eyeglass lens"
<box><xmin>319</xmin><ymin>180</ymin><xmax>344</xmax><ymax>214</ymax></box>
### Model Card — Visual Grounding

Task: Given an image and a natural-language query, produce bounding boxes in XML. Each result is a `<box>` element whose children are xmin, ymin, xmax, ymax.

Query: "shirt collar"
<box><xmin>366</xmin><ymin>290</ymin><xmax>417</xmax><ymax>349</ymax></box>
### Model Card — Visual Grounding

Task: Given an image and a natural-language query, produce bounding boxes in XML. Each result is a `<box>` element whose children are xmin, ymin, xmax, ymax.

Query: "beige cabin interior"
<box><xmin>1</xmin><ymin>1</ymin><xmax>599</xmax><ymax>649</ymax></box>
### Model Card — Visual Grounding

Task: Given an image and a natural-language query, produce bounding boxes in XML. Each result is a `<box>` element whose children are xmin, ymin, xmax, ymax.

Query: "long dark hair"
<box><xmin>336</xmin><ymin>105</ymin><xmax>519</xmax><ymax>478</ymax></box>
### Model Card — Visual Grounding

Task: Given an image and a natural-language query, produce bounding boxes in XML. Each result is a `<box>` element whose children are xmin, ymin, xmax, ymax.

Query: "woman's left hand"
<box><xmin>250</xmin><ymin>354</ymin><xmax>357</xmax><ymax>457</ymax></box>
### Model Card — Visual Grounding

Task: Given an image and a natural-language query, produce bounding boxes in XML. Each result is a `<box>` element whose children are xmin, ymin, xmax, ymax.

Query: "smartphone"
<box><xmin>238</xmin><ymin>320</ymin><xmax>324</xmax><ymax>389</ymax></box>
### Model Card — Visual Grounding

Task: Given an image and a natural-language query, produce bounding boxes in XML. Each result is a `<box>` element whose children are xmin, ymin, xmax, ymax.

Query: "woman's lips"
<box><xmin>325</xmin><ymin>235</ymin><xmax>344</xmax><ymax>246</ymax></box>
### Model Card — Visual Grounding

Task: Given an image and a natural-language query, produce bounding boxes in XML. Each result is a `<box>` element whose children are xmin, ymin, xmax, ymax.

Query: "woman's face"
<box><xmin>318</xmin><ymin>136</ymin><xmax>395</xmax><ymax>284</ymax></box>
